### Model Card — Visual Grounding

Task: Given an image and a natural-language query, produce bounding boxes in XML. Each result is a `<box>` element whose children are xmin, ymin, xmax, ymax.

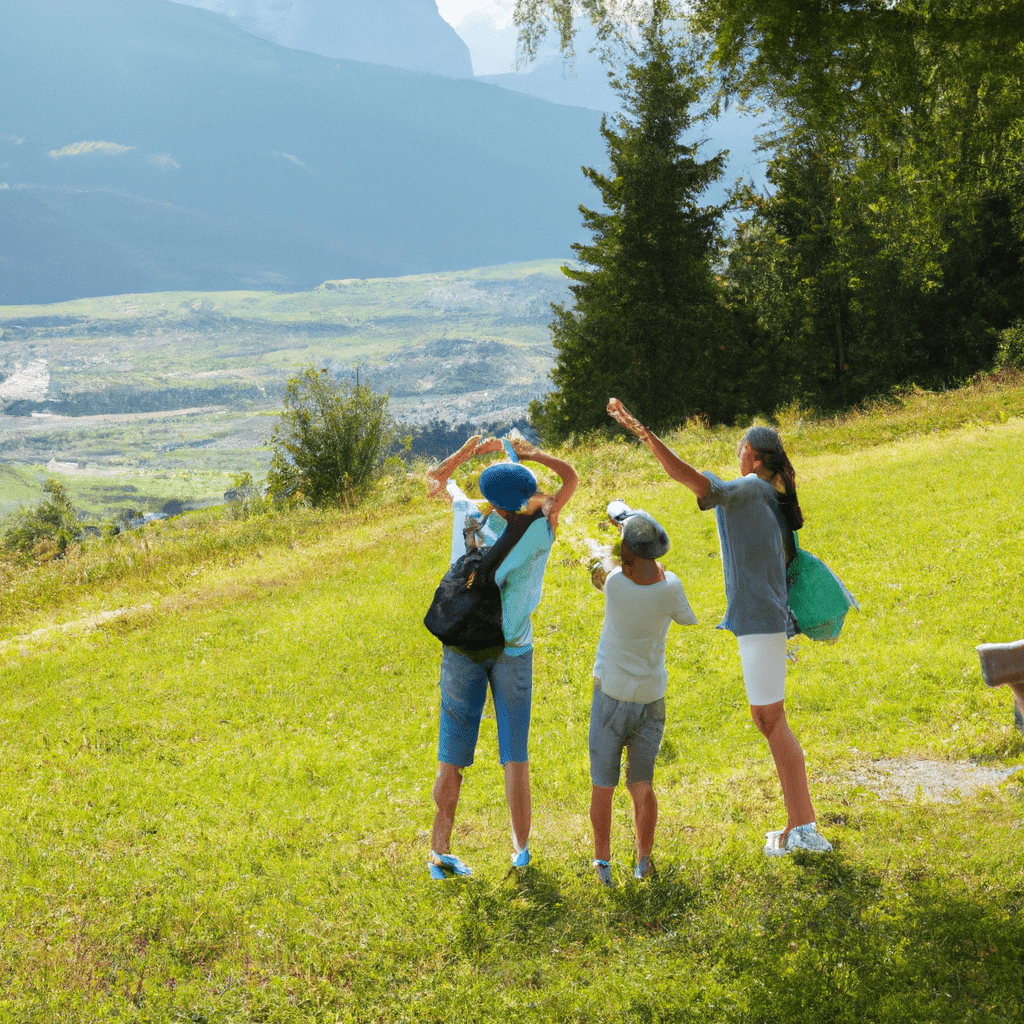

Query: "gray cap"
<box><xmin>621</xmin><ymin>511</ymin><xmax>670</xmax><ymax>559</ymax></box>
<box><xmin>741</xmin><ymin>425</ymin><xmax>785</xmax><ymax>456</ymax></box>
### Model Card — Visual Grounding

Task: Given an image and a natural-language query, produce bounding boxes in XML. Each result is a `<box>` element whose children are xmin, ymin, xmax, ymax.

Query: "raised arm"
<box><xmin>607</xmin><ymin>398</ymin><xmax>711</xmax><ymax>501</ymax></box>
<box><xmin>427</xmin><ymin>435</ymin><xmax>494</xmax><ymax>503</ymax></box>
<box><xmin>510</xmin><ymin>438</ymin><xmax>578</xmax><ymax>516</ymax></box>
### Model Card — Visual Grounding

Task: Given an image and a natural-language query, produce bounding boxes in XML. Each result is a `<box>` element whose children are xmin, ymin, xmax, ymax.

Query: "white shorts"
<box><xmin>736</xmin><ymin>632</ymin><xmax>787</xmax><ymax>706</ymax></box>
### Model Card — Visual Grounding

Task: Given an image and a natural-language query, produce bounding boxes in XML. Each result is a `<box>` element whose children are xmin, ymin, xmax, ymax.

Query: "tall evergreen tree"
<box><xmin>520</xmin><ymin>0</ymin><xmax>1024</xmax><ymax>410</ymax></box>
<box><xmin>530</xmin><ymin>7</ymin><xmax>729</xmax><ymax>440</ymax></box>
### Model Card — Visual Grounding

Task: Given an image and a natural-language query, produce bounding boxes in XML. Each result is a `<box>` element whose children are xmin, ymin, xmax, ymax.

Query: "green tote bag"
<box><xmin>786</xmin><ymin>535</ymin><xmax>856</xmax><ymax>642</ymax></box>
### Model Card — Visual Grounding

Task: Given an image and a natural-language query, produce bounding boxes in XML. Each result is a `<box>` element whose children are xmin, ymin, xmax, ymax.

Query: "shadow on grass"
<box><xmin>438</xmin><ymin>854</ymin><xmax>1023</xmax><ymax>1023</ymax></box>
<box><xmin>703</xmin><ymin>855</ymin><xmax>1024</xmax><ymax>1023</ymax></box>
<box><xmin>452</xmin><ymin>866</ymin><xmax>573</xmax><ymax>952</ymax></box>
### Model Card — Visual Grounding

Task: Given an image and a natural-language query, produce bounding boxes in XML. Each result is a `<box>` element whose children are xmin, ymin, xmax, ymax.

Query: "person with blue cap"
<box><xmin>607</xmin><ymin>398</ymin><xmax>832</xmax><ymax>857</ymax></box>
<box><xmin>424</xmin><ymin>433</ymin><xmax>577</xmax><ymax>879</ymax></box>
<box><xmin>589</xmin><ymin>503</ymin><xmax>698</xmax><ymax>884</ymax></box>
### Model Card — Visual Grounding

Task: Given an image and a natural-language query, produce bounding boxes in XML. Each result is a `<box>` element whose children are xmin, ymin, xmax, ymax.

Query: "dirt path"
<box><xmin>0</xmin><ymin>604</ymin><xmax>153</xmax><ymax>653</ymax></box>
<box><xmin>846</xmin><ymin>757</ymin><xmax>1021</xmax><ymax>802</ymax></box>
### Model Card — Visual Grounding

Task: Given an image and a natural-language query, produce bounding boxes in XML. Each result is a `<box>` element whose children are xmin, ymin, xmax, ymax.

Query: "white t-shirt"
<box><xmin>593</xmin><ymin>567</ymin><xmax>697</xmax><ymax>703</ymax></box>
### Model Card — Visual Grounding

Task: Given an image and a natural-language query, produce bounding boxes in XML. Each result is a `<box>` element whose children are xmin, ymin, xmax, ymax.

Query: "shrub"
<box><xmin>2</xmin><ymin>478</ymin><xmax>83</xmax><ymax>558</ymax></box>
<box><xmin>994</xmin><ymin>320</ymin><xmax>1024</xmax><ymax>369</ymax></box>
<box><xmin>224</xmin><ymin>471</ymin><xmax>269</xmax><ymax>520</ymax></box>
<box><xmin>266</xmin><ymin>366</ymin><xmax>397</xmax><ymax>508</ymax></box>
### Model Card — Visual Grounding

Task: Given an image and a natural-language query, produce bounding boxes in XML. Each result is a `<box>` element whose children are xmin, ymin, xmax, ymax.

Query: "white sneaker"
<box><xmin>763</xmin><ymin>829</ymin><xmax>785</xmax><ymax>856</ymax></box>
<box><xmin>764</xmin><ymin>823</ymin><xmax>832</xmax><ymax>857</ymax></box>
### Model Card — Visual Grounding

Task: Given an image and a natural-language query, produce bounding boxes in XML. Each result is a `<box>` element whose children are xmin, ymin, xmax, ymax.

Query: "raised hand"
<box><xmin>473</xmin><ymin>437</ymin><xmax>504</xmax><ymax>456</ymax></box>
<box><xmin>509</xmin><ymin>435</ymin><xmax>540</xmax><ymax>460</ymax></box>
<box><xmin>429</xmin><ymin>434</ymin><xmax>484</xmax><ymax>501</ymax></box>
<box><xmin>607</xmin><ymin>398</ymin><xmax>649</xmax><ymax>440</ymax></box>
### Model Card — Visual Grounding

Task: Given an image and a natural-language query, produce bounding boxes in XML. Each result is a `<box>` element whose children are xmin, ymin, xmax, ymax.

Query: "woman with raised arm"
<box><xmin>424</xmin><ymin>434</ymin><xmax>578</xmax><ymax>879</ymax></box>
<box><xmin>606</xmin><ymin>398</ymin><xmax>831</xmax><ymax>856</ymax></box>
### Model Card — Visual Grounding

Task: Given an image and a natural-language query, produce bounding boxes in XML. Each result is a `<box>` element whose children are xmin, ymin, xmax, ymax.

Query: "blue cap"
<box><xmin>478</xmin><ymin>462</ymin><xmax>537</xmax><ymax>512</ymax></box>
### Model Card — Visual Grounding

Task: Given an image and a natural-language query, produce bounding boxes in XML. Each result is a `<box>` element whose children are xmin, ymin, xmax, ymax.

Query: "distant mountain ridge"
<box><xmin>171</xmin><ymin>0</ymin><xmax>475</xmax><ymax>77</ymax></box>
<box><xmin>0</xmin><ymin>0</ymin><xmax>604</xmax><ymax>304</ymax></box>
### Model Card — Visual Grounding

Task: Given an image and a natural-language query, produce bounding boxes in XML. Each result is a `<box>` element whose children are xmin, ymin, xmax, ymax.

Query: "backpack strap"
<box><xmin>475</xmin><ymin>508</ymin><xmax>545</xmax><ymax>585</ymax></box>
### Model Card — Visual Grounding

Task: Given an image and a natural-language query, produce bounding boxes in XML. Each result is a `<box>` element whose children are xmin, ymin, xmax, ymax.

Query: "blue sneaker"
<box><xmin>511</xmin><ymin>846</ymin><xmax>530</xmax><ymax>869</ymax></box>
<box><xmin>634</xmin><ymin>855</ymin><xmax>655</xmax><ymax>880</ymax></box>
<box><xmin>593</xmin><ymin>859</ymin><xmax>612</xmax><ymax>887</ymax></box>
<box><xmin>429</xmin><ymin>851</ymin><xmax>473</xmax><ymax>878</ymax></box>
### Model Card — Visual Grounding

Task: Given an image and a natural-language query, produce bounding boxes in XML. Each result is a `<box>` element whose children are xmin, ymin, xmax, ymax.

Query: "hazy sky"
<box><xmin>436</xmin><ymin>1</ymin><xmax>526</xmax><ymax>75</ymax></box>
<box><xmin>435</xmin><ymin>2</ymin><xmax>514</xmax><ymax>31</ymax></box>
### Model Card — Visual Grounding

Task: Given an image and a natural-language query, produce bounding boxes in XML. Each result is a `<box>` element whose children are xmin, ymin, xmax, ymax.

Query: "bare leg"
<box><xmin>431</xmin><ymin>762</ymin><xmax>463</xmax><ymax>854</ymax></box>
<box><xmin>750</xmin><ymin>700</ymin><xmax>815</xmax><ymax>835</ymax></box>
<box><xmin>590</xmin><ymin>785</ymin><xmax>615</xmax><ymax>862</ymax></box>
<box><xmin>626</xmin><ymin>781</ymin><xmax>658</xmax><ymax>864</ymax></box>
<box><xmin>503</xmin><ymin>760</ymin><xmax>531</xmax><ymax>851</ymax></box>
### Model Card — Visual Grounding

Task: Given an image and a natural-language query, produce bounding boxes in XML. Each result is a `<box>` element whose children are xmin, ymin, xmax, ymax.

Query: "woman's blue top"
<box><xmin>697</xmin><ymin>471</ymin><xmax>790</xmax><ymax>637</ymax></box>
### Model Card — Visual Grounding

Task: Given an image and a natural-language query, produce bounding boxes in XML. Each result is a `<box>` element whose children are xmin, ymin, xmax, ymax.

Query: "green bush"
<box><xmin>1</xmin><ymin>478</ymin><xmax>83</xmax><ymax>559</ymax></box>
<box><xmin>266</xmin><ymin>365</ymin><xmax>397</xmax><ymax>508</ymax></box>
<box><xmin>224</xmin><ymin>471</ymin><xmax>269</xmax><ymax>520</ymax></box>
<box><xmin>995</xmin><ymin>320</ymin><xmax>1024</xmax><ymax>369</ymax></box>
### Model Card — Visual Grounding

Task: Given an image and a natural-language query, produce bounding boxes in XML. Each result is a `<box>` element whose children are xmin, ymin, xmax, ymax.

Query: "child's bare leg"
<box><xmin>590</xmin><ymin>785</ymin><xmax>615</xmax><ymax>862</ymax></box>
<box><xmin>627</xmin><ymin>781</ymin><xmax>658</xmax><ymax>862</ymax></box>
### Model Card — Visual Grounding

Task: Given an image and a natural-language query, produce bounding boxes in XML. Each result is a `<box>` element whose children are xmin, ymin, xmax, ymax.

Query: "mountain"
<box><xmin>467</xmin><ymin>19</ymin><xmax>768</xmax><ymax>197</ymax></box>
<box><xmin>0</xmin><ymin>0</ymin><xmax>604</xmax><ymax>304</ymax></box>
<box><xmin>170</xmin><ymin>0</ymin><xmax>474</xmax><ymax>77</ymax></box>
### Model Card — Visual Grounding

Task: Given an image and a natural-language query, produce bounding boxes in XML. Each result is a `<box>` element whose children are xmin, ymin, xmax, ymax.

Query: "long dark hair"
<box><xmin>742</xmin><ymin>427</ymin><xmax>805</xmax><ymax>533</ymax></box>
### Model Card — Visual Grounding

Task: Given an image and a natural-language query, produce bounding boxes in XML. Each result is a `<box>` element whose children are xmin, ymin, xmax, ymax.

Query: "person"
<box><xmin>425</xmin><ymin>433</ymin><xmax>578</xmax><ymax>879</ymax></box>
<box><xmin>589</xmin><ymin>505</ymin><xmax>697</xmax><ymax>884</ymax></box>
<box><xmin>607</xmin><ymin>398</ymin><xmax>832</xmax><ymax>856</ymax></box>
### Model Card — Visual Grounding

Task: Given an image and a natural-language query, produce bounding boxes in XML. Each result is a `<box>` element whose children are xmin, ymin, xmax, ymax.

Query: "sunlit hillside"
<box><xmin>2</xmin><ymin>376</ymin><xmax>1022</xmax><ymax>1021</ymax></box>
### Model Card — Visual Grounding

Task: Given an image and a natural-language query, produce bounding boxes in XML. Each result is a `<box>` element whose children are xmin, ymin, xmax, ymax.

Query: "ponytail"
<box><xmin>740</xmin><ymin>426</ymin><xmax>804</xmax><ymax>533</ymax></box>
<box><xmin>754</xmin><ymin>448</ymin><xmax>804</xmax><ymax>532</ymax></box>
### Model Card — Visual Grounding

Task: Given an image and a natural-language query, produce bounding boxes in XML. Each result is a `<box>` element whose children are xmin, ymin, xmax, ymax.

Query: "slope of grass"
<box><xmin>1</xmin><ymin>388</ymin><xmax>1022</xmax><ymax>1021</ymax></box>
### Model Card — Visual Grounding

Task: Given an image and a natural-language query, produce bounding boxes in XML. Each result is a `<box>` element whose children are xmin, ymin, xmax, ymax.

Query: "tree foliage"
<box><xmin>708</xmin><ymin>0</ymin><xmax>1024</xmax><ymax>406</ymax></box>
<box><xmin>531</xmin><ymin>7</ymin><xmax>731</xmax><ymax>439</ymax></box>
<box><xmin>518</xmin><ymin>0</ymin><xmax>1024</xmax><ymax>414</ymax></box>
<box><xmin>266</xmin><ymin>366</ymin><xmax>397</xmax><ymax>507</ymax></box>
<box><xmin>2</xmin><ymin>478</ymin><xmax>82</xmax><ymax>558</ymax></box>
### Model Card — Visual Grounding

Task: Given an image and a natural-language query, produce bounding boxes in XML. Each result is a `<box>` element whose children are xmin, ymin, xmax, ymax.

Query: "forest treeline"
<box><xmin>522</xmin><ymin>0</ymin><xmax>1024</xmax><ymax>437</ymax></box>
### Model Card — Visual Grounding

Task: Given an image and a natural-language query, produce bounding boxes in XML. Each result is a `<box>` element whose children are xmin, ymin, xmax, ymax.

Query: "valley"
<box><xmin>0</xmin><ymin>261</ymin><xmax>568</xmax><ymax>518</ymax></box>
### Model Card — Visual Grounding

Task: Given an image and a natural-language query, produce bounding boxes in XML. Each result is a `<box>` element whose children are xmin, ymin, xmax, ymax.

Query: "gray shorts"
<box><xmin>588</xmin><ymin>680</ymin><xmax>666</xmax><ymax>788</ymax></box>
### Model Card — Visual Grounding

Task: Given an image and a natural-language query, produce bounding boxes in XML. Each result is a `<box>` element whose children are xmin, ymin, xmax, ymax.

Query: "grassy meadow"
<box><xmin>1</xmin><ymin>378</ymin><xmax>1023</xmax><ymax>1021</ymax></box>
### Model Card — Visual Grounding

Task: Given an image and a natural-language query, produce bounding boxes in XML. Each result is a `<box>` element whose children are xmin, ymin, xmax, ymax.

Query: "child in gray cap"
<box><xmin>589</xmin><ymin>503</ymin><xmax>697</xmax><ymax>884</ymax></box>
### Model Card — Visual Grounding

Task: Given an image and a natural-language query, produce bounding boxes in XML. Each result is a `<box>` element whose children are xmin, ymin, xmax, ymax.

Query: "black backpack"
<box><xmin>423</xmin><ymin>509</ymin><xmax>543</xmax><ymax>651</ymax></box>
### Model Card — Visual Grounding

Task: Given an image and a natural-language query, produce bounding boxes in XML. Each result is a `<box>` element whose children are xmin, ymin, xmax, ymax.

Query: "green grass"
<box><xmin>1</xmin><ymin>384</ymin><xmax>1023</xmax><ymax>1021</ymax></box>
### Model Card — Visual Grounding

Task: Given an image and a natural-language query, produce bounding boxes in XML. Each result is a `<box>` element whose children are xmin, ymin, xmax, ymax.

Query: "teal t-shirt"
<box><xmin>447</xmin><ymin>481</ymin><xmax>554</xmax><ymax>655</ymax></box>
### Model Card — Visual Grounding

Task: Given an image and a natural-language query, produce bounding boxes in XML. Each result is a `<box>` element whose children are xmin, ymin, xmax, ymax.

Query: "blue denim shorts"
<box><xmin>588</xmin><ymin>680</ymin><xmax>666</xmax><ymax>788</ymax></box>
<box><xmin>438</xmin><ymin>646</ymin><xmax>533</xmax><ymax>767</ymax></box>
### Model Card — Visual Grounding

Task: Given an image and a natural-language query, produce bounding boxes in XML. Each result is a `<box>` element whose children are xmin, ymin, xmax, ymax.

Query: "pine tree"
<box><xmin>531</xmin><ymin>7</ymin><xmax>730</xmax><ymax>439</ymax></box>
